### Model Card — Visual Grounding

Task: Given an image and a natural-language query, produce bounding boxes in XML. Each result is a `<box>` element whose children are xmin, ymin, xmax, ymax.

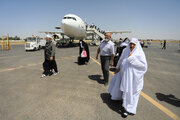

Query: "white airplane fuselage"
<box><xmin>61</xmin><ymin>14</ymin><xmax>86</xmax><ymax>40</ymax></box>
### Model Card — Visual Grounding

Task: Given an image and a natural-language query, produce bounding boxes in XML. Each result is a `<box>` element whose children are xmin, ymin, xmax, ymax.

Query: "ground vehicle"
<box><xmin>25</xmin><ymin>36</ymin><xmax>46</xmax><ymax>51</ymax></box>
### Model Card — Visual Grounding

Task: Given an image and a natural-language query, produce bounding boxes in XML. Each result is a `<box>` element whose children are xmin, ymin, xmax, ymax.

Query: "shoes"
<box><xmin>41</xmin><ymin>74</ymin><xmax>46</xmax><ymax>78</ymax></box>
<box><xmin>122</xmin><ymin>108</ymin><xmax>128</xmax><ymax>118</ymax></box>
<box><xmin>41</xmin><ymin>72</ymin><xmax>58</xmax><ymax>77</ymax></box>
<box><xmin>122</xmin><ymin>111</ymin><xmax>135</xmax><ymax>118</ymax></box>
<box><xmin>122</xmin><ymin>111</ymin><xmax>128</xmax><ymax>118</ymax></box>
<box><xmin>49</xmin><ymin>71</ymin><xmax>53</xmax><ymax>76</ymax></box>
<box><xmin>53</xmin><ymin>72</ymin><xmax>59</xmax><ymax>76</ymax></box>
<box><xmin>104</xmin><ymin>81</ymin><xmax>108</xmax><ymax>86</ymax></box>
<box><xmin>122</xmin><ymin>112</ymin><xmax>128</xmax><ymax>118</ymax></box>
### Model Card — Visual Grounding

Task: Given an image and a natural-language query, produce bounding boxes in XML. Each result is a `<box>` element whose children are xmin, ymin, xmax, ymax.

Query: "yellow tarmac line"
<box><xmin>90</xmin><ymin>57</ymin><xmax>115</xmax><ymax>75</ymax></box>
<box><xmin>90</xmin><ymin>56</ymin><xmax>180</xmax><ymax>120</ymax></box>
<box><xmin>140</xmin><ymin>92</ymin><xmax>179</xmax><ymax>120</ymax></box>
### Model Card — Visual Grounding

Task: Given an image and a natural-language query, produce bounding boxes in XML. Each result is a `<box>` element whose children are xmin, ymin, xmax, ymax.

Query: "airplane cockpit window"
<box><xmin>63</xmin><ymin>17</ymin><xmax>77</xmax><ymax>21</ymax></box>
<box><xmin>72</xmin><ymin>17</ymin><xmax>76</xmax><ymax>21</ymax></box>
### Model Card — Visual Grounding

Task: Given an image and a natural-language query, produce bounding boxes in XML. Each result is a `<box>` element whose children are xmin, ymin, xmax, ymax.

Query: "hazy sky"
<box><xmin>0</xmin><ymin>0</ymin><xmax>180</xmax><ymax>40</ymax></box>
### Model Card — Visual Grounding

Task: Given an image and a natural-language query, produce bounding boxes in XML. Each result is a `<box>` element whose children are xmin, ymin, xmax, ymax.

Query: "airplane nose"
<box><xmin>61</xmin><ymin>20</ymin><xmax>66</xmax><ymax>28</ymax></box>
<box><xmin>61</xmin><ymin>19</ymin><xmax>77</xmax><ymax>34</ymax></box>
<box><xmin>61</xmin><ymin>20</ymin><xmax>71</xmax><ymax>31</ymax></box>
<box><xmin>61</xmin><ymin>19</ymin><xmax>68</xmax><ymax>26</ymax></box>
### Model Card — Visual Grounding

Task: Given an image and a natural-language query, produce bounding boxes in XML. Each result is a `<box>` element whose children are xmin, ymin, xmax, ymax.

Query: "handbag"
<box><xmin>81</xmin><ymin>50</ymin><xmax>87</xmax><ymax>58</ymax></box>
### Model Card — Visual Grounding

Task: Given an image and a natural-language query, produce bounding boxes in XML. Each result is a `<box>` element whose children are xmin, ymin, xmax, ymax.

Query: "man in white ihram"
<box><xmin>108</xmin><ymin>38</ymin><xmax>147</xmax><ymax>118</ymax></box>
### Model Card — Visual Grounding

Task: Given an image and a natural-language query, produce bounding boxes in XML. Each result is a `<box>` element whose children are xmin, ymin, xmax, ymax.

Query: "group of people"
<box><xmin>41</xmin><ymin>33</ymin><xmax>148</xmax><ymax>118</ymax></box>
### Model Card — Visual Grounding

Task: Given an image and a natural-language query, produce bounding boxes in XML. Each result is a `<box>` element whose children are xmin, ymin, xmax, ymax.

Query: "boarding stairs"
<box><xmin>86</xmin><ymin>26</ymin><xmax>105</xmax><ymax>39</ymax></box>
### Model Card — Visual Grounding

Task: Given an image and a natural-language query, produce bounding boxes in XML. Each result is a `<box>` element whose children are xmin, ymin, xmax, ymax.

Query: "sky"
<box><xmin>0</xmin><ymin>0</ymin><xmax>180</xmax><ymax>40</ymax></box>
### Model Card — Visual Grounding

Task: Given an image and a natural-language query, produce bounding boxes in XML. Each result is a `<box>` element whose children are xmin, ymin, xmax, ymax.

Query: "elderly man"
<box><xmin>41</xmin><ymin>35</ymin><xmax>58</xmax><ymax>78</ymax></box>
<box><xmin>96</xmin><ymin>33</ymin><xmax>115</xmax><ymax>86</ymax></box>
<box><xmin>108</xmin><ymin>38</ymin><xmax>147</xmax><ymax>117</ymax></box>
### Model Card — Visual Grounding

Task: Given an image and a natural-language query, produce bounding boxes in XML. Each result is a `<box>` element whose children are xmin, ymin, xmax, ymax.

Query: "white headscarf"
<box><xmin>46</xmin><ymin>34</ymin><xmax>53</xmax><ymax>39</ymax></box>
<box><xmin>120</xmin><ymin>38</ymin><xmax>129</xmax><ymax>47</ymax></box>
<box><xmin>119</xmin><ymin>38</ymin><xmax>147</xmax><ymax>67</ymax></box>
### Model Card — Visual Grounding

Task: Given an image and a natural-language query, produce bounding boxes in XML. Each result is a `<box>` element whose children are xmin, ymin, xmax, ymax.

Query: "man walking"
<box><xmin>41</xmin><ymin>35</ymin><xmax>58</xmax><ymax>77</ymax></box>
<box><xmin>96</xmin><ymin>33</ymin><xmax>114</xmax><ymax>86</ymax></box>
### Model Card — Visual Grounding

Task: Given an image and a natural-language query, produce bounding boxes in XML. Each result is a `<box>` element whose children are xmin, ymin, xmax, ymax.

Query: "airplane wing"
<box><xmin>106</xmin><ymin>31</ymin><xmax>132</xmax><ymax>34</ymax></box>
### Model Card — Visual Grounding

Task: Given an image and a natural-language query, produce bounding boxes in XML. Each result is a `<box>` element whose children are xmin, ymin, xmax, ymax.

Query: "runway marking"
<box><xmin>140</xmin><ymin>92</ymin><xmax>179</xmax><ymax>120</ymax></box>
<box><xmin>90</xmin><ymin>57</ymin><xmax>115</xmax><ymax>75</ymax></box>
<box><xmin>90</xmin><ymin>56</ymin><xmax>180</xmax><ymax>120</ymax></box>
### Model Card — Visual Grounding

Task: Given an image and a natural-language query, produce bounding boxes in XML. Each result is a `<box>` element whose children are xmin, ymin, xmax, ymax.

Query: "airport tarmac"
<box><xmin>0</xmin><ymin>43</ymin><xmax>180</xmax><ymax>120</ymax></box>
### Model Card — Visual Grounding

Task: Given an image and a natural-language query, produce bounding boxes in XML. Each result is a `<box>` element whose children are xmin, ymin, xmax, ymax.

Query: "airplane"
<box><xmin>61</xmin><ymin>14</ymin><xmax>87</xmax><ymax>40</ymax></box>
<box><xmin>40</xmin><ymin>14</ymin><xmax>132</xmax><ymax>46</ymax></box>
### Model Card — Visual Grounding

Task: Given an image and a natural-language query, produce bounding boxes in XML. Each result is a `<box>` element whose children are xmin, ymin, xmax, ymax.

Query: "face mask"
<box><xmin>105</xmin><ymin>39</ymin><xmax>109</xmax><ymax>42</ymax></box>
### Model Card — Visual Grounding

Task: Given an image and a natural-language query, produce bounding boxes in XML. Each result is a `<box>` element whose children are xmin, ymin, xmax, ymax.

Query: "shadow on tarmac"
<box><xmin>178</xmin><ymin>49</ymin><xmax>180</xmax><ymax>53</ymax></box>
<box><xmin>100</xmin><ymin>93</ymin><xmax>124</xmax><ymax>117</ymax></box>
<box><xmin>74</xmin><ymin>61</ymin><xmax>88</xmax><ymax>65</ymax></box>
<box><xmin>156</xmin><ymin>93</ymin><xmax>180</xmax><ymax>107</ymax></box>
<box><xmin>88</xmin><ymin>75</ymin><xmax>104</xmax><ymax>84</ymax></box>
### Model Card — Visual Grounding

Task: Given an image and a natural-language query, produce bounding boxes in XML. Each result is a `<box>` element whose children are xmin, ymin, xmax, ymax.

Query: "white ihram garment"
<box><xmin>108</xmin><ymin>38</ymin><xmax>147</xmax><ymax>114</ymax></box>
